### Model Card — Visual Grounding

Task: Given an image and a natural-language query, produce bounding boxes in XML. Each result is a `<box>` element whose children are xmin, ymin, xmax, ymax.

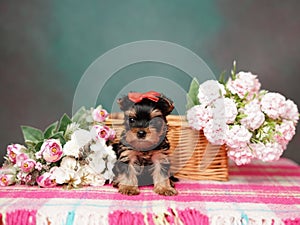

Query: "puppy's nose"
<box><xmin>137</xmin><ymin>130</ymin><xmax>147</xmax><ymax>139</ymax></box>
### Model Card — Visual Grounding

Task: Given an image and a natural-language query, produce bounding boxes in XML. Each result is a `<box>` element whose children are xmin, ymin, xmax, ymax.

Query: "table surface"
<box><xmin>0</xmin><ymin>158</ymin><xmax>300</xmax><ymax>225</ymax></box>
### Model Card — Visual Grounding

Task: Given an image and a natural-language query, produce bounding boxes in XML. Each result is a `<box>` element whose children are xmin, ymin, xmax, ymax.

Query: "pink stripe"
<box><xmin>1</xmin><ymin>182</ymin><xmax>300</xmax><ymax>197</ymax></box>
<box><xmin>229</xmin><ymin>170</ymin><xmax>300</xmax><ymax>176</ymax></box>
<box><xmin>175</xmin><ymin>183</ymin><xmax>300</xmax><ymax>191</ymax></box>
<box><xmin>4</xmin><ymin>182</ymin><xmax>300</xmax><ymax>195</ymax></box>
<box><xmin>1</xmin><ymin>188</ymin><xmax>300</xmax><ymax>205</ymax></box>
<box><xmin>229</xmin><ymin>163</ymin><xmax>299</xmax><ymax>170</ymax></box>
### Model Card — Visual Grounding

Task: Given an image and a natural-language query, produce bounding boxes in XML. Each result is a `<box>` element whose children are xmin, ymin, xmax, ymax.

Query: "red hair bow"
<box><xmin>128</xmin><ymin>91</ymin><xmax>161</xmax><ymax>103</ymax></box>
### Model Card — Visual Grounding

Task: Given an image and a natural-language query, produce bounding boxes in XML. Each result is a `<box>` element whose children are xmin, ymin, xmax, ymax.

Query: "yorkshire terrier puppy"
<box><xmin>112</xmin><ymin>91</ymin><xmax>178</xmax><ymax>196</ymax></box>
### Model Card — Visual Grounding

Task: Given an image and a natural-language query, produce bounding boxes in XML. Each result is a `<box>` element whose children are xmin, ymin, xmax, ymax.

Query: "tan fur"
<box><xmin>150</xmin><ymin>109</ymin><xmax>163</xmax><ymax>118</ymax></box>
<box><xmin>151</xmin><ymin>151</ymin><xmax>178</xmax><ymax>196</ymax></box>
<box><xmin>113</xmin><ymin>94</ymin><xmax>177</xmax><ymax>196</ymax></box>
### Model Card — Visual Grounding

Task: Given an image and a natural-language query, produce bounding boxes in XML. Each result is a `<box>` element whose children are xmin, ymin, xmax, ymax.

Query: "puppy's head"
<box><xmin>118</xmin><ymin>91</ymin><xmax>174</xmax><ymax>151</ymax></box>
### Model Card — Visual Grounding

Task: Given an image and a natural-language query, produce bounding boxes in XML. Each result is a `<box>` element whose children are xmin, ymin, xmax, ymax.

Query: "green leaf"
<box><xmin>50</xmin><ymin>131</ymin><xmax>66</xmax><ymax>146</ymax></box>
<box><xmin>34</xmin><ymin>141</ymin><xmax>44</xmax><ymax>152</ymax></box>
<box><xmin>58</xmin><ymin>114</ymin><xmax>72</xmax><ymax>133</ymax></box>
<box><xmin>218</xmin><ymin>70</ymin><xmax>227</xmax><ymax>84</ymax></box>
<box><xmin>186</xmin><ymin>78</ymin><xmax>200</xmax><ymax>110</ymax></box>
<box><xmin>44</xmin><ymin>121</ymin><xmax>58</xmax><ymax>139</ymax></box>
<box><xmin>21</xmin><ymin>126</ymin><xmax>43</xmax><ymax>144</ymax></box>
<box><xmin>72</xmin><ymin>107</ymin><xmax>86</xmax><ymax>123</ymax></box>
<box><xmin>231</xmin><ymin>60</ymin><xmax>237</xmax><ymax>80</ymax></box>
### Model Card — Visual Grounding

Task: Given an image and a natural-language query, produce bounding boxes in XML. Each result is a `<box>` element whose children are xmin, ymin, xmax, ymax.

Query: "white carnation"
<box><xmin>261</xmin><ymin>92</ymin><xmax>286</xmax><ymax>119</ymax></box>
<box><xmin>203</xmin><ymin>119</ymin><xmax>228</xmax><ymax>145</ymax></box>
<box><xmin>186</xmin><ymin>105</ymin><xmax>212</xmax><ymax>130</ymax></box>
<box><xmin>197</xmin><ymin>80</ymin><xmax>226</xmax><ymax>106</ymax></box>
<box><xmin>211</xmin><ymin>98</ymin><xmax>238</xmax><ymax>124</ymax></box>
<box><xmin>240</xmin><ymin>99</ymin><xmax>265</xmax><ymax>131</ymax></box>
<box><xmin>226</xmin><ymin>71</ymin><xmax>261</xmax><ymax>100</ymax></box>
<box><xmin>281</xmin><ymin>99</ymin><xmax>299</xmax><ymax>124</ymax></box>
<box><xmin>226</xmin><ymin>125</ymin><xmax>252</xmax><ymax>149</ymax></box>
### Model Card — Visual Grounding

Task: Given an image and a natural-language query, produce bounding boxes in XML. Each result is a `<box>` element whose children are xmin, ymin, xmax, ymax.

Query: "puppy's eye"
<box><xmin>129</xmin><ymin>117</ymin><xmax>135</xmax><ymax>123</ymax></box>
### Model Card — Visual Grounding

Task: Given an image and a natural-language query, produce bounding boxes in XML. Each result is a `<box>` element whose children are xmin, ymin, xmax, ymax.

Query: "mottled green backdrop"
<box><xmin>1</xmin><ymin>0</ymin><xmax>300</xmax><ymax>163</ymax></box>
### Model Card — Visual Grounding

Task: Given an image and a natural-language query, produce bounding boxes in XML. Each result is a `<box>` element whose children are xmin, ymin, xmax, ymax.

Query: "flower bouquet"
<box><xmin>186</xmin><ymin>61</ymin><xmax>299</xmax><ymax>165</ymax></box>
<box><xmin>0</xmin><ymin>106</ymin><xmax>116</xmax><ymax>188</ymax></box>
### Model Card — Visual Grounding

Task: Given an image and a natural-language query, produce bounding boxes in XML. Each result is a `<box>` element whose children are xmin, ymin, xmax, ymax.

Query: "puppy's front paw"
<box><xmin>118</xmin><ymin>185</ymin><xmax>140</xmax><ymax>195</ymax></box>
<box><xmin>154</xmin><ymin>186</ymin><xmax>178</xmax><ymax>196</ymax></box>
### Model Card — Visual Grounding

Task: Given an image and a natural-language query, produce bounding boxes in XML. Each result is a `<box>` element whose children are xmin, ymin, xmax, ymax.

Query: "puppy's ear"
<box><xmin>157</xmin><ymin>94</ymin><xmax>174</xmax><ymax>116</ymax></box>
<box><xmin>117</xmin><ymin>95</ymin><xmax>134</xmax><ymax>111</ymax></box>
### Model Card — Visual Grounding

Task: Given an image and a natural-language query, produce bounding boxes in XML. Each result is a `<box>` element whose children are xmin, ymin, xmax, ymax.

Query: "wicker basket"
<box><xmin>106</xmin><ymin>113</ymin><xmax>228</xmax><ymax>181</ymax></box>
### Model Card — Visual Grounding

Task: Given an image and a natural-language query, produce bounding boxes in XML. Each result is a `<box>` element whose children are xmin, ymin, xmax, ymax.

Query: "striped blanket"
<box><xmin>0</xmin><ymin>158</ymin><xmax>299</xmax><ymax>225</ymax></box>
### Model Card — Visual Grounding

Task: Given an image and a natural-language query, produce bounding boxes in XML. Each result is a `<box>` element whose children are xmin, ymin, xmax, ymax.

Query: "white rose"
<box><xmin>78</xmin><ymin>165</ymin><xmax>106</xmax><ymax>186</ymax></box>
<box><xmin>63</xmin><ymin>129</ymin><xmax>91</xmax><ymax>157</ymax></box>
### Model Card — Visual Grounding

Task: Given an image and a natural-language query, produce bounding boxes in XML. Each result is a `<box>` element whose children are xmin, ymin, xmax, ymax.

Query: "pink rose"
<box><xmin>0</xmin><ymin>174</ymin><xmax>15</xmax><ymax>186</ymax></box>
<box><xmin>36</xmin><ymin>172</ymin><xmax>57</xmax><ymax>188</ymax></box>
<box><xmin>7</xmin><ymin>144</ymin><xmax>26</xmax><ymax>164</ymax></box>
<box><xmin>92</xmin><ymin>125</ymin><xmax>116</xmax><ymax>141</ymax></box>
<box><xmin>226</xmin><ymin>71</ymin><xmax>261</xmax><ymax>100</ymax></box>
<box><xmin>16</xmin><ymin>153</ymin><xmax>29</xmax><ymax>167</ymax></box>
<box><xmin>21</xmin><ymin>159</ymin><xmax>36</xmax><ymax>173</ymax></box>
<box><xmin>225</xmin><ymin>125</ymin><xmax>252</xmax><ymax>148</ymax></box>
<box><xmin>108</xmin><ymin>129</ymin><xmax>116</xmax><ymax>141</ymax></box>
<box><xmin>92</xmin><ymin>107</ymin><xmax>109</xmax><ymax>122</ymax></box>
<box><xmin>261</xmin><ymin>92</ymin><xmax>286</xmax><ymax>119</ymax></box>
<box><xmin>187</xmin><ymin>105</ymin><xmax>212</xmax><ymax>130</ymax></box>
<box><xmin>37</xmin><ymin>139</ymin><xmax>63</xmax><ymax>163</ymax></box>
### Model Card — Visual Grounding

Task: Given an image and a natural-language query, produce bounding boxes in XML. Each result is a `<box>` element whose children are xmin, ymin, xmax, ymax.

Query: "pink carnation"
<box><xmin>280</xmin><ymin>99</ymin><xmax>299</xmax><ymax>124</ymax></box>
<box><xmin>227</xmin><ymin>146</ymin><xmax>253</xmax><ymax>165</ymax></box>
<box><xmin>274</xmin><ymin>120</ymin><xmax>296</xmax><ymax>150</ymax></box>
<box><xmin>251</xmin><ymin>142</ymin><xmax>283</xmax><ymax>162</ymax></box>
<box><xmin>197</xmin><ymin>80</ymin><xmax>226</xmax><ymax>106</ymax></box>
<box><xmin>187</xmin><ymin>105</ymin><xmax>212</xmax><ymax>130</ymax></box>
<box><xmin>211</xmin><ymin>98</ymin><xmax>238</xmax><ymax>124</ymax></box>
<box><xmin>203</xmin><ymin>120</ymin><xmax>228</xmax><ymax>145</ymax></box>
<box><xmin>240</xmin><ymin>100</ymin><xmax>265</xmax><ymax>131</ymax></box>
<box><xmin>225</xmin><ymin>125</ymin><xmax>252</xmax><ymax>148</ymax></box>
<box><xmin>226</xmin><ymin>71</ymin><xmax>261</xmax><ymax>100</ymax></box>
<box><xmin>261</xmin><ymin>92</ymin><xmax>286</xmax><ymax>119</ymax></box>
